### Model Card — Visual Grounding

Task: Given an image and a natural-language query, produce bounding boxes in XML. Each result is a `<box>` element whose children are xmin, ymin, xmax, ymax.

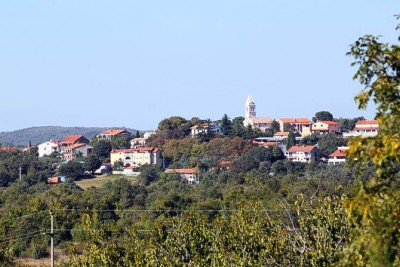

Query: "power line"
<box><xmin>55</xmin><ymin>208</ymin><xmax>311</xmax><ymax>213</ymax></box>
<box><xmin>0</xmin><ymin>229</ymin><xmax>45</xmax><ymax>244</ymax></box>
<box><xmin>0</xmin><ymin>210</ymin><xmax>48</xmax><ymax>225</ymax></box>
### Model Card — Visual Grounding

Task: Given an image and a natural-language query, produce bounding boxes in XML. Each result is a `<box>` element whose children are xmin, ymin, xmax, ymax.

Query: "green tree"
<box><xmin>158</xmin><ymin>116</ymin><xmax>191</xmax><ymax>139</ymax></box>
<box><xmin>84</xmin><ymin>154</ymin><xmax>102</xmax><ymax>174</ymax></box>
<box><xmin>286</xmin><ymin>131</ymin><xmax>296</xmax><ymax>149</ymax></box>
<box><xmin>318</xmin><ymin>134</ymin><xmax>347</xmax><ymax>157</ymax></box>
<box><xmin>58</xmin><ymin>161</ymin><xmax>84</xmax><ymax>180</ymax></box>
<box><xmin>342</xmin><ymin>20</ymin><xmax>400</xmax><ymax>266</ymax></box>
<box><xmin>220</xmin><ymin>114</ymin><xmax>232</xmax><ymax>136</ymax></box>
<box><xmin>313</xmin><ymin>111</ymin><xmax>334</xmax><ymax>122</ymax></box>
<box><xmin>92</xmin><ymin>140</ymin><xmax>112</xmax><ymax>160</ymax></box>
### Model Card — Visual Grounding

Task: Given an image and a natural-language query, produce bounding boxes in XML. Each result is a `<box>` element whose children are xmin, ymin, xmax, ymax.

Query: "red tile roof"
<box><xmin>356</xmin><ymin>120</ymin><xmax>378</xmax><ymax>125</ymax></box>
<box><xmin>321</xmin><ymin>120</ymin><xmax>338</xmax><ymax>125</ymax></box>
<box><xmin>65</xmin><ymin>143</ymin><xmax>87</xmax><ymax>150</ymax></box>
<box><xmin>112</xmin><ymin>147</ymin><xmax>159</xmax><ymax>153</ymax></box>
<box><xmin>274</xmin><ymin>131</ymin><xmax>290</xmax><ymax>137</ymax></box>
<box><xmin>288</xmin><ymin>145</ymin><xmax>316</xmax><ymax>152</ymax></box>
<box><xmin>0</xmin><ymin>147</ymin><xmax>17</xmax><ymax>152</ymax></box>
<box><xmin>165</xmin><ymin>168</ymin><xmax>196</xmax><ymax>174</ymax></box>
<box><xmin>60</xmin><ymin>135</ymin><xmax>85</xmax><ymax>145</ymax></box>
<box><xmin>329</xmin><ymin>148</ymin><xmax>348</xmax><ymax>157</ymax></box>
<box><xmin>279</xmin><ymin>118</ymin><xmax>311</xmax><ymax>124</ymax></box>
<box><xmin>102</xmin><ymin>129</ymin><xmax>129</xmax><ymax>135</ymax></box>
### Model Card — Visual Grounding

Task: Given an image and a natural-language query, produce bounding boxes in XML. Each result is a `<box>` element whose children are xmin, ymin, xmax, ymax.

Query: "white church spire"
<box><xmin>245</xmin><ymin>94</ymin><xmax>256</xmax><ymax>119</ymax></box>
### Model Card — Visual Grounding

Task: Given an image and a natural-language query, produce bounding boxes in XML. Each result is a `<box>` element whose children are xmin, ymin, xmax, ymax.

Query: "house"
<box><xmin>130</xmin><ymin>131</ymin><xmax>157</xmax><ymax>148</ymax></box>
<box><xmin>278</xmin><ymin>118</ymin><xmax>312</xmax><ymax>137</ymax></box>
<box><xmin>130</xmin><ymin>137</ymin><xmax>147</xmax><ymax>147</ymax></box>
<box><xmin>110</xmin><ymin>147</ymin><xmax>161</xmax><ymax>168</ymax></box>
<box><xmin>63</xmin><ymin>143</ymin><xmax>92</xmax><ymax>160</ymax></box>
<box><xmin>190</xmin><ymin>123</ymin><xmax>223</xmax><ymax>137</ymax></box>
<box><xmin>243</xmin><ymin>94</ymin><xmax>274</xmax><ymax>132</ymax></box>
<box><xmin>143</xmin><ymin>131</ymin><xmax>157</xmax><ymax>139</ymax></box>
<box><xmin>165</xmin><ymin>168</ymin><xmax>199</xmax><ymax>184</ymax></box>
<box><xmin>0</xmin><ymin>147</ymin><xmax>17</xmax><ymax>153</ymax></box>
<box><xmin>286</xmin><ymin>145</ymin><xmax>320</xmax><ymax>163</ymax></box>
<box><xmin>328</xmin><ymin>147</ymin><xmax>349</xmax><ymax>165</ymax></box>
<box><xmin>37</xmin><ymin>140</ymin><xmax>60</xmax><ymax>157</ymax></box>
<box><xmin>97</xmin><ymin>129</ymin><xmax>132</xmax><ymax>141</ymax></box>
<box><xmin>343</xmin><ymin>120</ymin><xmax>379</xmax><ymax>138</ymax></box>
<box><xmin>60</xmin><ymin>135</ymin><xmax>89</xmax><ymax>151</ymax></box>
<box><xmin>273</xmin><ymin>132</ymin><xmax>290</xmax><ymax>139</ymax></box>
<box><xmin>311</xmin><ymin>121</ymin><xmax>340</xmax><ymax>135</ymax></box>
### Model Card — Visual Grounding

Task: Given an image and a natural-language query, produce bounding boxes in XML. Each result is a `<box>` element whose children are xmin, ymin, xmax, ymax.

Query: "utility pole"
<box><xmin>50</xmin><ymin>210</ymin><xmax>54</xmax><ymax>267</ymax></box>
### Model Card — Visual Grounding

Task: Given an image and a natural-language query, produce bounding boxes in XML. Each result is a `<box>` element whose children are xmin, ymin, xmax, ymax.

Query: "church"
<box><xmin>243</xmin><ymin>94</ymin><xmax>273</xmax><ymax>132</ymax></box>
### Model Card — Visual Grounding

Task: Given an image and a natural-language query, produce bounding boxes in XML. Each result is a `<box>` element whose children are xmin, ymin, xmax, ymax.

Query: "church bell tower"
<box><xmin>245</xmin><ymin>94</ymin><xmax>256</xmax><ymax>119</ymax></box>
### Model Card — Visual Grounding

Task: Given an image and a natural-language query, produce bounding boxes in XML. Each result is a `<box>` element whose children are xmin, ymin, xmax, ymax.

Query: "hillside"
<box><xmin>0</xmin><ymin>126</ymin><xmax>142</xmax><ymax>147</ymax></box>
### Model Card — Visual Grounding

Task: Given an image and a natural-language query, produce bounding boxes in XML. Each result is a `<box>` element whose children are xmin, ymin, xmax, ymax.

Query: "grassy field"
<box><xmin>74</xmin><ymin>174</ymin><xmax>139</xmax><ymax>190</ymax></box>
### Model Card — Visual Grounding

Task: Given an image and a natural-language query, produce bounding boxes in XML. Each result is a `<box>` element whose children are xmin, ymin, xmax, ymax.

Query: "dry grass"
<box><xmin>74</xmin><ymin>174</ymin><xmax>139</xmax><ymax>190</ymax></box>
<box><xmin>16</xmin><ymin>248</ymin><xmax>69</xmax><ymax>266</ymax></box>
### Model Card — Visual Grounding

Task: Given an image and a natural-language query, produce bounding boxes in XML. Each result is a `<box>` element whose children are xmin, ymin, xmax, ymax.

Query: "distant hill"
<box><xmin>0</xmin><ymin>126</ymin><xmax>142</xmax><ymax>147</ymax></box>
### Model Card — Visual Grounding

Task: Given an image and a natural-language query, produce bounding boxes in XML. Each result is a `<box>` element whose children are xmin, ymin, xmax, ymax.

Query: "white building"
<box><xmin>110</xmin><ymin>147</ymin><xmax>161</xmax><ymax>168</ymax></box>
<box><xmin>63</xmin><ymin>143</ymin><xmax>92</xmax><ymax>160</ymax></box>
<box><xmin>243</xmin><ymin>94</ymin><xmax>273</xmax><ymax>131</ymax></box>
<box><xmin>37</xmin><ymin>140</ymin><xmax>60</xmax><ymax>157</ymax></box>
<box><xmin>343</xmin><ymin>120</ymin><xmax>379</xmax><ymax>138</ymax></box>
<box><xmin>190</xmin><ymin>123</ymin><xmax>223</xmax><ymax>138</ymax></box>
<box><xmin>311</xmin><ymin>121</ymin><xmax>340</xmax><ymax>135</ymax></box>
<box><xmin>286</xmin><ymin>145</ymin><xmax>320</xmax><ymax>163</ymax></box>
<box><xmin>328</xmin><ymin>147</ymin><xmax>349</xmax><ymax>165</ymax></box>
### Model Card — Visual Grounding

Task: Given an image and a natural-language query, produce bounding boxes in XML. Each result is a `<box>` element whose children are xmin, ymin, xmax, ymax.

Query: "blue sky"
<box><xmin>0</xmin><ymin>1</ymin><xmax>399</xmax><ymax>131</ymax></box>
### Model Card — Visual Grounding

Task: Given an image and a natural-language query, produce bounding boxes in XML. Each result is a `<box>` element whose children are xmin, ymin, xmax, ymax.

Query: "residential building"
<box><xmin>130</xmin><ymin>137</ymin><xmax>147</xmax><ymax>147</ymax></box>
<box><xmin>243</xmin><ymin>94</ymin><xmax>273</xmax><ymax>132</ymax></box>
<box><xmin>37</xmin><ymin>140</ymin><xmax>60</xmax><ymax>157</ymax></box>
<box><xmin>143</xmin><ymin>131</ymin><xmax>157</xmax><ymax>139</ymax></box>
<box><xmin>286</xmin><ymin>145</ymin><xmax>320</xmax><ymax>163</ymax></box>
<box><xmin>328</xmin><ymin>147</ymin><xmax>349</xmax><ymax>165</ymax></box>
<box><xmin>60</xmin><ymin>135</ymin><xmax>89</xmax><ymax>151</ymax></box>
<box><xmin>190</xmin><ymin>123</ymin><xmax>223</xmax><ymax>138</ymax></box>
<box><xmin>273</xmin><ymin>132</ymin><xmax>290</xmax><ymax>139</ymax></box>
<box><xmin>278</xmin><ymin>118</ymin><xmax>312</xmax><ymax>137</ymax></box>
<box><xmin>343</xmin><ymin>120</ymin><xmax>379</xmax><ymax>138</ymax></box>
<box><xmin>63</xmin><ymin>143</ymin><xmax>92</xmax><ymax>160</ymax></box>
<box><xmin>165</xmin><ymin>168</ymin><xmax>199</xmax><ymax>184</ymax></box>
<box><xmin>110</xmin><ymin>147</ymin><xmax>161</xmax><ymax>168</ymax></box>
<box><xmin>97</xmin><ymin>129</ymin><xmax>132</xmax><ymax>141</ymax></box>
<box><xmin>311</xmin><ymin>121</ymin><xmax>340</xmax><ymax>135</ymax></box>
<box><xmin>0</xmin><ymin>147</ymin><xmax>17</xmax><ymax>153</ymax></box>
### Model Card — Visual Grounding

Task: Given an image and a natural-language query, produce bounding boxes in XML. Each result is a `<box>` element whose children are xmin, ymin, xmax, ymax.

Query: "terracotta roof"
<box><xmin>252</xmin><ymin>117</ymin><xmax>273</xmax><ymax>124</ymax></box>
<box><xmin>112</xmin><ymin>147</ymin><xmax>158</xmax><ymax>153</ymax></box>
<box><xmin>166</xmin><ymin>168</ymin><xmax>196</xmax><ymax>174</ymax></box>
<box><xmin>0</xmin><ymin>147</ymin><xmax>17</xmax><ymax>152</ymax></box>
<box><xmin>288</xmin><ymin>145</ymin><xmax>316</xmax><ymax>152</ymax></box>
<box><xmin>320</xmin><ymin>120</ymin><xmax>338</xmax><ymax>125</ymax></box>
<box><xmin>279</xmin><ymin>118</ymin><xmax>311</xmax><ymax>124</ymax></box>
<box><xmin>356</xmin><ymin>120</ymin><xmax>378</xmax><ymax>125</ymax></box>
<box><xmin>65</xmin><ymin>143</ymin><xmax>87</xmax><ymax>150</ymax></box>
<box><xmin>329</xmin><ymin>148</ymin><xmax>348</xmax><ymax>157</ymax></box>
<box><xmin>219</xmin><ymin>161</ymin><xmax>233</xmax><ymax>167</ymax></box>
<box><xmin>101</xmin><ymin>129</ymin><xmax>130</xmax><ymax>135</ymax></box>
<box><xmin>274</xmin><ymin>131</ymin><xmax>290</xmax><ymax>137</ymax></box>
<box><xmin>60</xmin><ymin>135</ymin><xmax>85</xmax><ymax>145</ymax></box>
<box><xmin>190</xmin><ymin>123</ymin><xmax>216</xmax><ymax>129</ymax></box>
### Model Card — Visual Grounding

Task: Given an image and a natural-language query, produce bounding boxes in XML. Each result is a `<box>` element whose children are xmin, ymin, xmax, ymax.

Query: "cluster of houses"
<box><xmin>243</xmin><ymin>94</ymin><xmax>378</xmax><ymax>165</ymax></box>
<box><xmin>0</xmin><ymin>94</ymin><xmax>379</xmax><ymax>183</ymax></box>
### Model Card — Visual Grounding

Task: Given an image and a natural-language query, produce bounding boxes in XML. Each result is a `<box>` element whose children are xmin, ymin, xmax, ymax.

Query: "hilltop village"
<box><xmin>0</xmin><ymin>95</ymin><xmax>377</xmax><ymax>184</ymax></box>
